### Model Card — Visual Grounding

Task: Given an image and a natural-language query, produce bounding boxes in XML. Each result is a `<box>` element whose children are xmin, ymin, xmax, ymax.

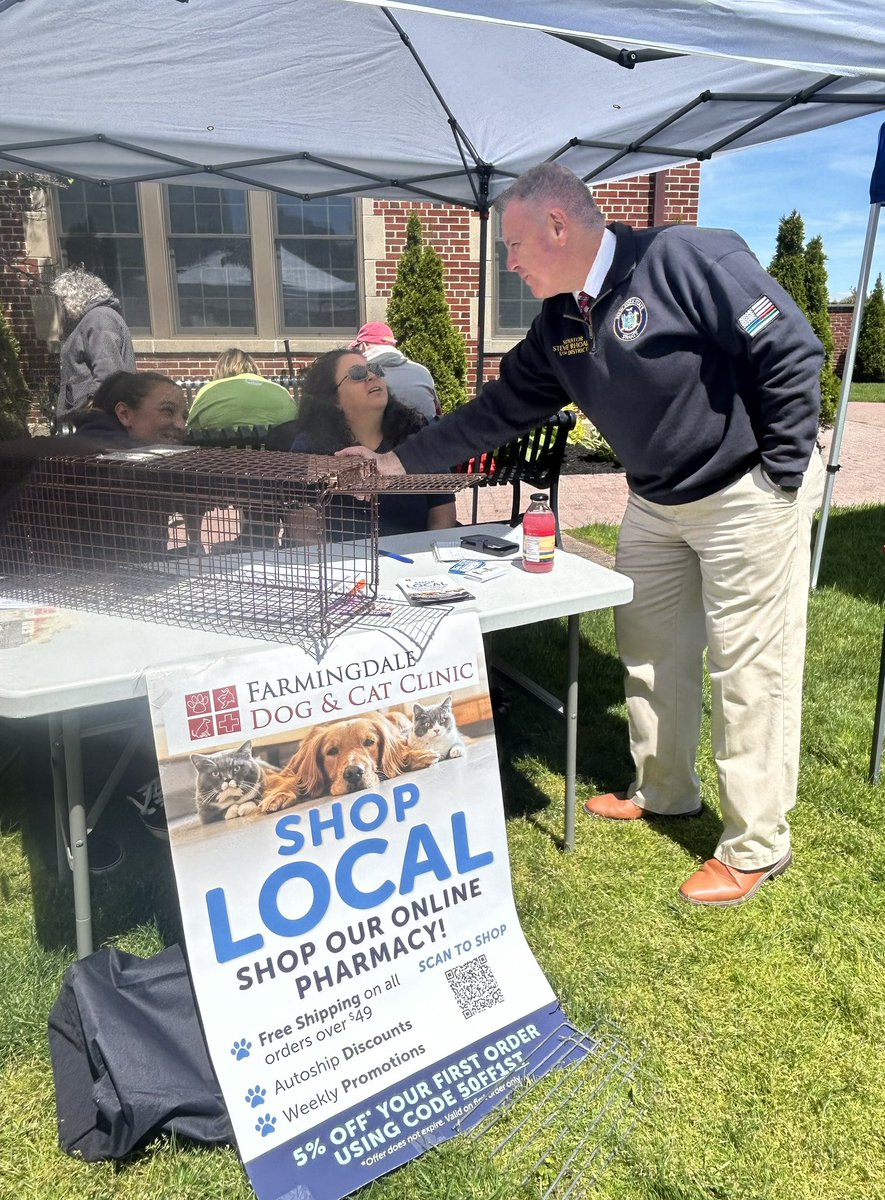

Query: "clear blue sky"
<box><xmin>698</xmin><ymin>111</ymin><xmax>885</xmax><ymax>301</ymax></box>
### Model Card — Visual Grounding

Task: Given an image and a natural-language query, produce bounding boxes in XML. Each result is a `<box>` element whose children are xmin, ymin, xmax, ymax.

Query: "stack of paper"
<box><xmin>432</xmin><ymin>540</ymin><xmax>486</xmax><ymax>563</ymax></box>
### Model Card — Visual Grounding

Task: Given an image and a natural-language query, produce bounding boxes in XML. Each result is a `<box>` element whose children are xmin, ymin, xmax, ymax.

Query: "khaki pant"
<box><xmin>614</xmin><ymin>453</ymin><xmax>825</xmax><ymax>869</ymax></box>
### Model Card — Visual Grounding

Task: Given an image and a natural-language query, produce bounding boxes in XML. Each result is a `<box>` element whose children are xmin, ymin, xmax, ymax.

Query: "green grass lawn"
<box><xmin>1</xmin><ymin>505</ymin><xmax>884</xmax><ymax>1200</ymax></box>
<box><xmin>849</xmin><ymin>382</ymin><xmax>885</xmax><ymax>402</ymax></box>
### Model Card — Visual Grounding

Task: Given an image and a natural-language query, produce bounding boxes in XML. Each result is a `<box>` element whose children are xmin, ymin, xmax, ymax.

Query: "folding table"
<box><xmin>0</xmin><ymin>525</ymin><xmax>632</xmax><ymax>957</ymax></box>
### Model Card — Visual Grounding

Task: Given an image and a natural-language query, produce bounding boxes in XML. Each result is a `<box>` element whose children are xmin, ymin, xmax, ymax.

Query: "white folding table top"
<box><xmin>0</xmin><ymin>525</ymin><xmax>632</xmax><ymax>718</ymax></box>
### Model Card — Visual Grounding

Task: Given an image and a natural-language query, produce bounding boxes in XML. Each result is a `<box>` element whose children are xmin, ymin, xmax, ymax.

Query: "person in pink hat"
<box><xmin>349</xmin><ymin>321</ymin><xmax>441</xmax><ymax>422</ymax></box>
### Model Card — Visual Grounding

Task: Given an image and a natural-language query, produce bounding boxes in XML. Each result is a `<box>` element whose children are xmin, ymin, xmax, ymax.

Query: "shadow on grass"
<box><xmin>20</xmin><ymin>811</ymin><xmax>184</xmax><ymax>954</ymax></box>
<box><xmin>488</xmin><ymin>620</ymin><xmax>629</xmax><ymax>795</ymax></box>
<box><xmin>814</xmin><ymin>503</ymin><xmax>885</xmax><ymax>604</ymax></box>
<box><xmin>1</xmin><ymin>713</ymin><xmax>182</xmax><ymax>953</ymax></box>
<box><xmin>486</xmin><ymin>617</ymin><xmax>732</xmax><ymax>860</ymax></box>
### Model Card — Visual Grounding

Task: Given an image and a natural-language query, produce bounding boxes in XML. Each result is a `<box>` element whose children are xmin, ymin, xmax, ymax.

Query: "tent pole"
<box><xmin>474</xmin><ymin>166</ymin><xmax>492</xmax><ymax>396</ymax></box>
<box><xmin>810</xmin><ymin>201</ymin><xmax>881</xmax><ymax>587</ymax></box>
<box><xmin>476</xmin><ymin>206</ymin><xmax>489</xmax><ymax>392</ymax></box>
<box><xmin>471</xmin><ymin>206</ymin><xmax>490</xmax><ymax>525</ymax></box>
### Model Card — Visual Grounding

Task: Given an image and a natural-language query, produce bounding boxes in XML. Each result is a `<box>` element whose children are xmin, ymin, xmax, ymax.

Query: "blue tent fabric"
<box><xmin>870</xmin><ymin>123</ymin><xmax>885</xmax><ymax>204</ymax></box>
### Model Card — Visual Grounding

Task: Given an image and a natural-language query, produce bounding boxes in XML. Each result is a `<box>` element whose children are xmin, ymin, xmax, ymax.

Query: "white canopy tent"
<box><xmin>344</xmin><ymin>1</ymin><xmax>885</xmax><ymax>80</ymax></box>
<box><xmin>2</xmin><ymin>0</ymin><xmax>884</xmax><ymax>204</ymax></box>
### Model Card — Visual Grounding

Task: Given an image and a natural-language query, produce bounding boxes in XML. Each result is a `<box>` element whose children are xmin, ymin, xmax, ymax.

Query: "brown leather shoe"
<box><xmin>679</xmin><ymin>851</ymin><xmax>792</xmax><ymax>907</ymax></box>
<box><xmin>583</xmin><ymin>793</ymin><xmax>702</xmax><ymax>821</ymax></box>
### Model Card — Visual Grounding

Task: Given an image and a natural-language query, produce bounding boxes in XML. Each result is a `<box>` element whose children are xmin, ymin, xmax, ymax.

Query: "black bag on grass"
<box><xmin>48</xmin><ymin>943</ymin><xmax>233</xmax><ymax>1160</ymax></box>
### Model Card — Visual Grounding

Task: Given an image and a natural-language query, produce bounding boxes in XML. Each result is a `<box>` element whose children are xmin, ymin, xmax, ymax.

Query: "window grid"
<box><xmin>495</xmin><ymin>216</ymin><xmax>542</xmax><ymax>335</ymax></box>
<box><xmin>56</xmin><ymin>181</ymin><xmax>151</xmax><ymax>333</ymax></box>
<box><xmin>275</xmin><ymin>196</ymin><xmax>359</xmax><ymax>333</ymax></box>
<box><xmin>166</xmin><ymin>186</ymin><xmax>256</xmax><ymax>332</ymax></box>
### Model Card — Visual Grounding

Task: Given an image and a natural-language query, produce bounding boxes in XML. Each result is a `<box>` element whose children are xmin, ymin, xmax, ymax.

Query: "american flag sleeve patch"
<box><xmin>737</xmin><ymin>295</ymin><xmax>781</xmax><ymax>338</ymax></box>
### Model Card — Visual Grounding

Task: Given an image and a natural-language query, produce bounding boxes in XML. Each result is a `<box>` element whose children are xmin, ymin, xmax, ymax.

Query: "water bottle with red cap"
<box><xmin>522</xmin><ymin>492</ymin><xmax>556</xmax><ymax>573</ymax></box>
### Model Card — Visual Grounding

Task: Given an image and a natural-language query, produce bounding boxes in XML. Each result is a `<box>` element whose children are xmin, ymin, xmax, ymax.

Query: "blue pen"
<box><xmin>379</xmin><ymin>549</ymin><xmax>414</xmax><ymax>564</ymax></box>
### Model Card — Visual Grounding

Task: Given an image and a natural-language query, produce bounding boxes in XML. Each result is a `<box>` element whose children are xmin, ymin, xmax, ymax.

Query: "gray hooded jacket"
<box><xmin>57</xmin><ymin>298</ymin><xmax>136</xmax><ymax>415</ymax></box>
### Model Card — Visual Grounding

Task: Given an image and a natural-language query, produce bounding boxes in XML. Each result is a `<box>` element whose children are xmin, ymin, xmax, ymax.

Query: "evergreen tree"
<box><xmin>804</xmin><ymin>234</ymin><xmax>840</xmax><ymax>425</ymax></box>
<box><xmin>386</xmin><ymin>212</ymin><xmax>468</xmax><ymax>413</ymax></box>
<box><xmin>855</xmin><ymin>273</ymin><xmax>885</xmax><ymax>383</ymax></box>
<box><xmin>0</xmin><ymin>304</ymin><xmax>30</xmax><ymax>440</ymax></box>
<box><xmin>768</xmin><ymin>210</ymin><xmax>808</xmax><ymax>312</ymax></box>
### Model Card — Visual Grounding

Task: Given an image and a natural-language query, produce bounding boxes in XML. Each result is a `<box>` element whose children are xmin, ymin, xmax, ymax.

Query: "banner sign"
<box><xmin>146</xmin><ymin>610</ymin><xmax>568</xmax><ymax>1200</ymax></box>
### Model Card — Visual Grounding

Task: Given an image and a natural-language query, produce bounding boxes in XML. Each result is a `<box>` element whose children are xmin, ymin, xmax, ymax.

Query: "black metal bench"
<box><xmin>185</xmin><ymin>423</ymin><xmax>293</xmax><ymax>451</ymax></box>
<box><xmin>454</xmin><ymin>409</ymin><xmax>577</xmax><ymax>547</ymax></box>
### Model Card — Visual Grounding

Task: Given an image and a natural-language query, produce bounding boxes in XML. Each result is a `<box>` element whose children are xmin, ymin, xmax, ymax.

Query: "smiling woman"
<box><xmin>71</xmin><ymin>371</ymin><xmax>189</xmax><ymax>447</ymax></box>
<box><xmin>285</xmin><ymin>350</ymin><xmax>457</xmax><ymax>537</ymax></box>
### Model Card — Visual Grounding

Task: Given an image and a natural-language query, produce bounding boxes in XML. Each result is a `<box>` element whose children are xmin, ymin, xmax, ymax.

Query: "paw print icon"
<box><xmin>231</xmin><ymin>1038</ymin><xmax>252</xmax><ymax>1060</ymax></box>
<box><xmin>256</xmin><ymin>1114</ymin><xmax>277</xmax><ymax>1138</ymax></box>
<box><xmin>246</xmin><ymin>1085</ymin><xmax>266</xmax><ymax>1108</ymax></box>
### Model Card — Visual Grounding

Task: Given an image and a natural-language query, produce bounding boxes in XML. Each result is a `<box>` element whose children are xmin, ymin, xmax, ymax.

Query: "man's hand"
<box><xmin>335</xmin><ymin>446</ymin><xmax>406</xmax><ymax>476</ymax></box>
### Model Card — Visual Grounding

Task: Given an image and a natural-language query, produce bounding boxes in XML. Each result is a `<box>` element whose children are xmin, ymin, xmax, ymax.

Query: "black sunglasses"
<box><xmin>335</xmin><ymin>363</ymin><xmax>385</xmax><ymax>387</ymax></box>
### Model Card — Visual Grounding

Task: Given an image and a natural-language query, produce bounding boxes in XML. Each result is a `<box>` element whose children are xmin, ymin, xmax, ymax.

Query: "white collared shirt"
<box><xmin>572</xmin><ymin>227</ymin><xmax>616</xmax><ymax>308</ymax></box>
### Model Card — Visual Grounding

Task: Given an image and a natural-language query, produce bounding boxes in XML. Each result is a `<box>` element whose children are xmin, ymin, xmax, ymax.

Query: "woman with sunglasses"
<box><xmin>287</xmin><ymin>349</ymin><xmax>457</xmax><ymax>535</ymax></box>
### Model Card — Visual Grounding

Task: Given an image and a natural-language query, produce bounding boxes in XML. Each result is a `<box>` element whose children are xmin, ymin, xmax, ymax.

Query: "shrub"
<box><xmin>386</xmin><ymin>212</ymin><xmax>469</xmax><ymax>413</ymax></box>
<box><xmin>804</xmin><ymin>235</ymin><xmax>840</xmax><ymax>425</ymax></box>
<box><xmin>768</xmin><ymin>212</ymin><xmax>840</xmax><ymax>426</ymax></box>
<box><xmin>854</xmin><ymin>273</ymin><xmax>885</xmax><ymax>383</ymax></box>
<box><xmin>768</xmin><ymin>210</ymin><xmax>808</xmax><ymax>311</ymax></box>
<box><xmin>566</xmin><ymin>406</ymin><xmax>619</xmax><ymax>462</ymax></box>
<box><xmin>0</xmin><ymin>304</ymin><xmax>30</xmax><ymax>440</ymax></box>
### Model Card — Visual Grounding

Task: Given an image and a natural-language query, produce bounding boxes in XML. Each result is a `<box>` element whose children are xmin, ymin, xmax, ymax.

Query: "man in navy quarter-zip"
<box><xmin>338</xmin><ymin>162</ymin><xmax>825</xmax><ymax>907</ymax></box>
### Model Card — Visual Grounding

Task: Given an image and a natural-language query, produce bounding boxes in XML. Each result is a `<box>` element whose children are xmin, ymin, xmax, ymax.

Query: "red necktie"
<box><xmin>577</xmin><ymin>291</ymin><xmax>593</xmax><ymax>323</ymax></box>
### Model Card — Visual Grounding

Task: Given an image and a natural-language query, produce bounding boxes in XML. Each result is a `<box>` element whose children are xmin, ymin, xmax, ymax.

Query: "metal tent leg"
<box><xmin>871</xmin><ymin>622</ymin><xmax>885</xmax><ymax>784</ymax></box>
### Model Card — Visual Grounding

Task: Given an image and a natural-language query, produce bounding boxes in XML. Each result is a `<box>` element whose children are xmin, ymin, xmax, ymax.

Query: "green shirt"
<box><xmin>186</xmin><ymin>373</ymin><xmax>297</xmax><ymax>430</ymax></box>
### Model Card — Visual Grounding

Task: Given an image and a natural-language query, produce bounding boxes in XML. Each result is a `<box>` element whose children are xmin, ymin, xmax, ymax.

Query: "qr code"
<box><xmin>445</xmin><ymin>953</ymin><xmax>504</xmax><ymax>1018</ymax></box>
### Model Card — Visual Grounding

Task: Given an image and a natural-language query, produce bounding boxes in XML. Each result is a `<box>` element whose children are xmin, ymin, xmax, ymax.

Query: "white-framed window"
<box><xmin>166</xmin><ymin>185</ymin><xmax>256</xmax><ymax>332</ymax></box>
<box><xmin>275</xmin><ymin>195</ymin><xmax>359</xmax><ymax>333</ymax></box>
<box><xmin>52</xmin><ymin>183</ymin><xmax>363</xmax><ymax>342</ymax></box>
<box><xmin>494</xmin><ymin>211</ymin><xmax>541</xmax><ymax>335</ymax></box>
<box><xmin>55</xmin><ymin>180</ymin><xmax>151</xmax><ymax>333</ymax></box>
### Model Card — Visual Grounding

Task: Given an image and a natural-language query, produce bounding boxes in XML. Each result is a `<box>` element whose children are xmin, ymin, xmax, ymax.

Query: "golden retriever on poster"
<box><xmin>259</xmin><ymin>710</ymin><xmax>439</xmax><ymax>812</ymax></box>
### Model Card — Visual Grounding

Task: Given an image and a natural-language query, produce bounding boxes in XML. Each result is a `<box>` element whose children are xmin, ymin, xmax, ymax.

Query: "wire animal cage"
<box><xmin>0</xmin><ymin>444</ymin><xmax>469</xmax><ymax>655</ymax></box>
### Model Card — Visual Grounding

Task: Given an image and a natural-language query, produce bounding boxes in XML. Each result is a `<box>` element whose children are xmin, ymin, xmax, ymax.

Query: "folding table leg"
<box><xmin>563</xmin><ymin>614</ymin><xmax>580</xmax><ymax>851</ymax></box>
<box><xmin>62</xmin><ymin>709</ymin><xmax>94</xmax><ymax>958</ymax></box>
<box><xmin>489</xmin><ymin>613</ymin><xmax>581</xmax><ymax>851</ymax></box>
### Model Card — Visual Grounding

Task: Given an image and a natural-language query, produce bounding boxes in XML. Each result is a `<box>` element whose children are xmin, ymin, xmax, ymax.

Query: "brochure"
<box><xmin>448</xmin><ymin>559</ymin><xmax>510</xmax><ymax>583</ymax></box>
<box><xmin>396</xmin><ymin>575</ymin><xmax>474</xmax><ymax>605</ymax></box>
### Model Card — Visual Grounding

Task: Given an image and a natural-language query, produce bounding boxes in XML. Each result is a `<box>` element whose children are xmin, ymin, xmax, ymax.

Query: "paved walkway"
<box><xmin>456</xmin><ymin>402</ymin><xmax>885</xmax><ymax>529</ymax></box>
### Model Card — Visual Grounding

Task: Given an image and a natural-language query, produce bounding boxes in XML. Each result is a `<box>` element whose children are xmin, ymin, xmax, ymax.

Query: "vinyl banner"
<box><xmin>146</xmin><ymin>611</ymin><xmax>565</xmax><ymax>1200</ymax></box>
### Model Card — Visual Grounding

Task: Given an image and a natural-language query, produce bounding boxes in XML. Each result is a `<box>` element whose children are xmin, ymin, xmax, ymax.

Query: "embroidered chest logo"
<box><xmin>613</xmin><ymin>297</ymin><xmax>647</xmax><ymax>342</ymax></box>
<box><xmin>737</xmin><ymin>294</ymin><xmax>781</xmax><ymax>338</ymax></box>
<box><xmin>552</xmin><ymin>334</ymin><xmax>591</xmax><ymax>357</ymax></box>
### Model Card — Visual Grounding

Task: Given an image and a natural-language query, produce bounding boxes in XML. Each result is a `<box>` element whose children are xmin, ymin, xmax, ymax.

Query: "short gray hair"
<box><xmin>496</xmin><ymin>162</ymin><xmax>604</xmax><ymax>232</ymax></box>
<box><xmin>50</xmin><ymin>267</ymin><xmax>116</xmax><ymax>320</ymax></box>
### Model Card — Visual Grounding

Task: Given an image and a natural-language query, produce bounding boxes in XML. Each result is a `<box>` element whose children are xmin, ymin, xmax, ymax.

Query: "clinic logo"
<box><xmin>613</xmin><ymin>296</ymin><xmax>647</xmax><ymax>342</ymax></box>
<box><xmin>184</xmin><ymin>685</ymin><xmax>242</xmax><ymax>741</ymax></box>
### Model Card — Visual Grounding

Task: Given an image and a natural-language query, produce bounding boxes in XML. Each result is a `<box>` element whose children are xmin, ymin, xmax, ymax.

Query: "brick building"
<box><xmin>1</xmin><ymin>166</ymin><xmax>704</xmax><ymax>413</ymax></box>
<box><xmin>16</xmin><ymin>164</ymin><xmax>859</xmax><ymax>418</ymax></box>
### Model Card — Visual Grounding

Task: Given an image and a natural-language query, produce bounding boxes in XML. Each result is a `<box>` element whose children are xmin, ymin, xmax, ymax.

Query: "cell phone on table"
<box><xmin>459</xmin><ymin>534</ymin><xmax>519</xmax><ymax>556</ymax></box>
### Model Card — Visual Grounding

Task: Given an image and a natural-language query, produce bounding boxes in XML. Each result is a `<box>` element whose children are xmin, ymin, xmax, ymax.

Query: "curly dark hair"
<box><xmin>91</xmin><ymin>371</ymin><xmax>180</xmax><ymax>425</ymax></box>
<box><xmin>293</xmin><ymin>349</ymin><xmax>426</xmax><ymax>453</ymax></box>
